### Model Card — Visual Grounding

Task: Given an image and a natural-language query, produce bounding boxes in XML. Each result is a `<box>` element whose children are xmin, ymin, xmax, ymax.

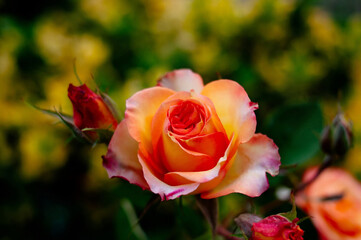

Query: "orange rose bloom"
<box><xmin>103</xmin><ymin>69</ymin><xmax>280</xmax><ymax>200</ymax></box>
<box><xmin>68</xmin><ymin>84</ymin><xmax>118</xmax><ymax>140</ymax></box>
<box><xmin>296</xmin><ymin>167</ymin><xmax>361</xmax><ymax>240</ymax></box>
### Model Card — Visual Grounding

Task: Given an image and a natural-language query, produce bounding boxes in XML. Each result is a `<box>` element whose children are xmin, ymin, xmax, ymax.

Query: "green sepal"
<box><xmin>279</xmin><ymin>193</ymin><xmax>297</xmax><ymax>222</ymax></box>
<box><xmin>296</xmin><ymin>216</ymin><xmax>311</xmax><ymax>225</ymax></box>
<box><xmin>27</xmin><ymin>102</ymin><xmax>73</xmax><ymax>122</ymax></box>
<box><xmin>55</xmin><ymin>110</ymin><xmax>92</xmax><ymax>144</ymax></box>
<box><xmin>89</xmin><ymin>71</ymin><xmax>121</xmax><ymax>123</ymax></box>
<box><xmin>100</xmin><ymin>91</ymin><xmax>122</xmax><ymax>122</ymax></box>
<box><xmin>82</xmin><ymin>127</ymin><xmax>114</xmax><ymax>145</ymax></box>
<box><xmin>28</xmin><ymin>102</ymin><xmax>92</xmax><ymax>144</ymax></box>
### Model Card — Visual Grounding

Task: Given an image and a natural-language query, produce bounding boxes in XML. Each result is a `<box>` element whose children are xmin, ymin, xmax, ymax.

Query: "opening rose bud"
<box><xmin>103</xmin><ymin>69</ymin><xmax>281</xmax><ymax>200</ymax></box>
<box><xmin>68</xmin><ymin>84</ymin><xmax>118</xmax><ymax>140</ymax></box>
<box><xmin>251</xmin><ymin>215</ymin><xmax>304</xmax><ymax>240</ymax></box>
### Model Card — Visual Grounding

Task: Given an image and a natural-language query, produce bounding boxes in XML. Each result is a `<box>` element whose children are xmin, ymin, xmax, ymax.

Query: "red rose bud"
<box><xmin>68</xmin><ymin>84</ymin><xmax>118</xmax><ymax>140</ymax></box>
<box><xmin>320</xmin><ymin>112</ymin><xmax>353</xmax><ymax>156</ymax></box>
<box><xmin>251</xmin><ymin>215</ymin><xmax>304</xmax><ymax>240</ymax></box>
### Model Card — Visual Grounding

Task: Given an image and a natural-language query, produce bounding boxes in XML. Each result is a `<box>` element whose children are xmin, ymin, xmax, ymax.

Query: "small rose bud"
<box><xmin>68</xmin><ymin>84</ymin><xmax>118</xmax><ymax>140</ymax></box>
<box><xmin>333</xmin><ymin>120</ymin><xmax>352</xmax><ymax>156</ymax></box>
<box><xmin>251</xmin><ymin>215</ymin><xmax>304</xmax><ymax>240</ymax></box>
<box><xmin>320</xmin><ymin>125</ymin><xmax>332</xmax><ymax>154</ymax></box>
<box><xmin>234</xmin><ymin>213</ymin><xmax>262</xmax><ymax>238</ymax></box>
<box><xmin>320</xmin><ymin>112</ymin><xmax>352</xmax><ymax>156</ymax></box>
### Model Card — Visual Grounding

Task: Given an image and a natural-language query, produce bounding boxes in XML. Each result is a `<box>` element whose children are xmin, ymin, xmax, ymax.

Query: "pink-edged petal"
<box><xmin>138</xmin><ymin>154</ymin><xmax>200</xmax><ymax>200</ymax></box>
<box><xmin>201</xmin><ymin>80</ymin><xmax>258</xmax><ymax>144</ymax></box>
<box><xmin>125</xmin><ymin>87</ymin><xmax>174</xmax><ymax>151</ymax></box>
<box><xmin>102</xmin><ymin>120</ymin><xmax>148</xmax><ymax>189</ymax></box>
<box><xmin>157</xmin><ymin>69</ymin><xmax>204</xmax><ymax>93</ymax></box>
<box><xmin>201</xmin><ymin>134</ymin><xmax>280</xmax><ymax>199</ymax></box>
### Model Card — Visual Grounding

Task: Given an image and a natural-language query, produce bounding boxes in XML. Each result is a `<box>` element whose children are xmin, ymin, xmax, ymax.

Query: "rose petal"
<box><xmin>102</xmin><ymin>120</ymin><xmax>148</xmax><ymax>189</ymax></box>
<box><xmin>201</xmin><ymin>80</ymin><xmax>258</xmax><ymax>144</ymax></box>
<box><xmin>151</xmin><ymin>92</ymin><xmax>191</xmax><ymax>151</ymax></box>
<box><xmin>164</xmin><ymin>134</ymin><xmax>236</xmax><ymax>185</ymax></box>
<box><xmin>159</xmin><ymin>132</ymin><xmax>215</xmax><ymax>172</ymax></box>
<box><xmin>125</xmin><ymin>87</ymin><xmax>175</xmax><ymax>152</ymax></box>
<box><xmin>201</xmin><ymin>134</ymin><xmax>280</xmax><ymax>199</ymax></box>
<box><xmin>157</xmin><ymin>69</ymin><xmax>204</xmax><ymax>93</ymax></box>
<box><xmin>180</xmin><ymin>132</ymin><xmax>229</xmax><ymax>158</ymax></box>
<box><xmin>163</xmin><ymin>173</ymin><xmax>195</xmax><ymax>186</ymax></box>
<box><xmin>138</xmin><ymin>153</ymin><xmax>200</xmax><ymax>200</ymax></box>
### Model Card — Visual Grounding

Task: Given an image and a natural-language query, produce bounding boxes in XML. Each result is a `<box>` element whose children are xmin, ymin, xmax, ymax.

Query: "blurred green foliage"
<box><xmin>263</xmin><ymin>102</ymin><xmax>323</xmax><ymax>165</ymax></box>
<box><xmin>1</xmin><ymin>0</ymin><xmax>361</xmax><ymax>239</ymax></box>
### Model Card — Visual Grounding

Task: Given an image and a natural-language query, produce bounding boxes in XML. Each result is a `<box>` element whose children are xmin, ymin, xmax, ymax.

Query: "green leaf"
<box><xmin>264</xmin><ymin>102</ymin><xmax>323</xmax><ymax>165</ymax></box>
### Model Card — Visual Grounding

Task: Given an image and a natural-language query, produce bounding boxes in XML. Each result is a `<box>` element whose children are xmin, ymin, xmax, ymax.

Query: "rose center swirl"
<box><xmin>167</xmin><ymin>100</ymin><xmax>206</xmax><ymax>137</ymax></box>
